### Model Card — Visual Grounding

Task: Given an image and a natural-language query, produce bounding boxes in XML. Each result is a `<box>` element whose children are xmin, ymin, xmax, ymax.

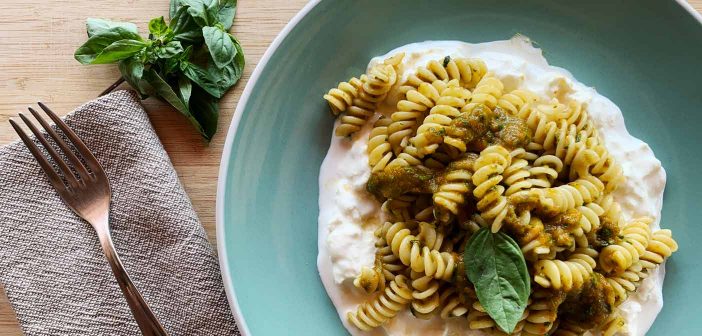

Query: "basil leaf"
<box><xmin>178</xmin><ymin>74</ymin><xmax>193</xmax><ymax>107</ymax></box>
<box><xmin>208</xmin><ymin>48</ymin><xmax>242</xmax><ymax>94</ymax></box>
<box><xmin>142</xmin><ymin>69</ymin><xmax>206</xmax><ymax>137</ymax></box>
<box><xmin>217</xmin><ymin>0</ymin><xmax>237</xmax><ymax>30</ymax></box>
<box><xmin>183</xmin><ymin>40</ymin><xmax>241</xmax><ymax>98</ymax></box>
<box><xmin>118</xmin><ymin>56</ymin><xmax>147</xmax><ymax>97</ymax></box>
<box><xmin>464</xmin><ymin>227</ymin><xmax>530</xmax><ymax>333</ymax></box>
<box><xmin>181</xmin><ymin>0</ymin><xmax>218</xmax><ymax>27</ymax></box>
<box><xmin>231</xmin><ymin>38</ymin><xmax>244</xmax><ymax>83</ymax></box>
<box><xmin>182</xmin><ymin>62</ymin><xmax>222</xmax><ymax>97</ymax></box>
<box><xmin>188</xmin><ymin>85</ymin><xmax>219</xmax><ymax>141</ymax></box>
<box><xmin>169</xmin><ymin>0</ymin><xmax>183</xmax><ymax>19</ymax></box>
<box><xmin>86</xmin><ymin>18</ymin><xmax>138</xmax><ymax>37</ymax></box>
<box><xmin>75</xmin><ymin>27</ymin><xmax>144</xmax><ymax>64</ymax></box>
<box><xmin>165</xmin><ymin>45</ymin><xmax>192</xmax><ymax>75</ymax></box>
<box><xmin>156</xmin><ymin>41</ymin><xmax>184</xmax><ymax>59</ymax></box>
<box><xmin>90</xmin><ymin>39</ymin><xmax>147</xmax><ymax>64</ymax></box>
<box><xmin>170</xmin><ymin>6</ymin><xmax>203</xmax><ymax>44</ymax></box>
<box><xmin>148</xmin><ymin>16</ymin><xmax>169</xmax><ymax>37</ymax></box>
<box><xmin>203</xmin><ymin>26</ymin><xmax>235</xmax><ymax>68</ymax></box>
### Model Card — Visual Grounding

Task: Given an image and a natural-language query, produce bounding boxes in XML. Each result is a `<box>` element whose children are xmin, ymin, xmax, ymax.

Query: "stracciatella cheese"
<box><xmin>317</xmin><ymin>37</ymin><xmax>667</xmax><ymax>336</ymax></box>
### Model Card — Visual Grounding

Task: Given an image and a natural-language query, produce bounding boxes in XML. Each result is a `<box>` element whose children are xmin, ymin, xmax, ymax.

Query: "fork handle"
<box><xmin>99</xmin><ymin>232</ymin><xmax>170</xmax><ymax>336</ymax></box>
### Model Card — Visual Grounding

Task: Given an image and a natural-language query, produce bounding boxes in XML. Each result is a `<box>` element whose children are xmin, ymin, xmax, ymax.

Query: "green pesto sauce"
<box><xmin>588</xmin><ymin>218</ymin><xmax>622</xmax><ymax>249</ymax></box>
<box><xmin>503</xmin><ymin>206</ymin><xmax>584</xmax><ymax>251</ymax></box>
<box><xmin>445</xmin><ymin>105</ymin><xmax>531</xmax><ymax>152</ymax></box>
<box><xmin>366</xmin><ymin>166</ymin><xmax>437</xmax><ymax>199</ymax></box>
<box><xmin>558</xmin><ymin>273</ymin><xmax>616</xmax><ymax>329</ymax></box>
<box><xmin>543</xmin><ymin>209</ymin><xmax>581</xmax><ymax>248</ymax></box>
<box><xmin>366</xmin><ymin>155</ymin><xmax>477</xmax><ymax>201</ymax></box>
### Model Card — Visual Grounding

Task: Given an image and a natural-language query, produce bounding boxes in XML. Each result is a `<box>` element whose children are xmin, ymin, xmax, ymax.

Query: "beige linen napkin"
<box><xmin>0</xmin><ymin>90</ymin><xmax>239</xmax><ymax>335</ymax></box>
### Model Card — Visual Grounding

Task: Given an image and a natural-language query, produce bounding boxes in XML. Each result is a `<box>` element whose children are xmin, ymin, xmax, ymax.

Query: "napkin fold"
<box><xmin>0</xmin><ymin>90</ymin><xmax>239</xmax><ymax>335</ymax></box>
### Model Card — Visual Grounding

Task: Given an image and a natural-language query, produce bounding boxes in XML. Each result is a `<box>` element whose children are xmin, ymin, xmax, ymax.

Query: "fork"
<box><xmin>9</xmin><ymin>103</ymin><xmax>170</xmax><ymax>336</ymax></box>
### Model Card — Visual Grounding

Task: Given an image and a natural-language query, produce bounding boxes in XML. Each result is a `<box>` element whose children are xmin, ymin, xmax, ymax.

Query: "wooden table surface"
<box><xmin>0</xmin><ymin>0</ymin><xmax>700</xmax><ymax>334</ymax></box>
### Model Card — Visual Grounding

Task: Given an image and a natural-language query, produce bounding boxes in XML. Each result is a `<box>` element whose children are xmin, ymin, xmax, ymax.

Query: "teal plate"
<box><xmin>217</xmin><ymin>0</ymin><xmax>702</xmax><ymax>334</ymax></box>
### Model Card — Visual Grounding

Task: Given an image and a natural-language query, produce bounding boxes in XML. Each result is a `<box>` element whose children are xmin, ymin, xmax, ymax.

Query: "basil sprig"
<box><xmin>74</xmin><ymin>0</ymin><xmax>243</xmax><ymax>141</ymax></box>
<box><xmin>464</xmin><ymin>227</ymin><xmax>530</xmax><ymax>334</ymax></box>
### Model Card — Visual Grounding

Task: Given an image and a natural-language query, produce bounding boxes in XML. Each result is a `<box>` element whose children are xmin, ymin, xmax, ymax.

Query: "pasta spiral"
<box><xmin>421</xmin><ymin>142</ymin><xmax>461</xmax><ymax>169</ymax></box>
<box><xmin>384</xmin><ymin>221</ymin><xmax>457</xmax><ymax>280</ymax></box>
<box><xmin>438</xmin><ymin>286</ymin><xmax>469</xmax><ymax>318</ymax></box>
<box><xmin>533</xmin><ymin>251</ymin><xmax>596</xmax><ymax>291</ymax></box>
<box><xmin>403</xmin><ymin>57</ymin><xmax>487</xmax><ymax>91</ymax></box>
<box><xmin>503</xmin><ymin>150</ymin><xmax>533</xmax><ymax>196</ymax></box>
<box><xmin>518</xmin><ymin>217</ymin><xmax>552</xmax><ymax>261</ymax></box>
<box><xmin>384</xmin><ymin>144</ymin><xmax>424</xmax><ymax>170</ymax></box>
<box><xmin>472</xmin><ymin>145</ymin><xmax>512</xmax><ymax>232</ymax></box>
<box><xmin>588</xmin><ymin>140</ymin><xmax>625</xmax><ymax>193</ymax></box>
<box><xmin>600</xmin><ymin>310</ymin><xmax>626</xmax><ymax>336</ymax></box>
<box><xmin>552</xmin><ymin>322</ymin><xmax>587</xmax><ymax>336</ymax></box>
<box><xmin>412</xmin><ymin>80</ymin><xmax>471</xmax><ymax>156</ymax></box>
<box><xmin>354</xmin><ymin>259</ymin><xmax>386</xmax><ymax>294</ymax></box>
<box><xmin>639</xmin><ymin>229</ymin><xmax>678</xmax><ymax>270</ymax></box>
<box><xmin>375</xmin><ymin>222</ymin><xmax>409</xmax><ymax>280</ymax></box>
<box><xmin>381</xmin><ymin>195</ymin><xmax>416</xmax><ymax>222</ymax></box>
<box><xmin>409</xmin><ymin>271</ymin><xmax>441</xmax><ymax>318</ymax></box>
<box><xmin>497</xmin><ymin>89</ymin><xmax>540</xmax><ymax>116</ymax></box>
<box><xmin>416</xmin><ymin>221</ymin><xmax>445</xmax><ymax>251</ymax></box>
<box><xmin>596</xmin><ymin>194</ymin><xmax>624</xmax><ymax>227</ymax></box>
<box><xmin>599</xmin><ymin>217</ymin><xmax>652</xmax><ymax>275</ymax></box>
<box><xmin>522</xmin><ymin>289</ymin><xmax>562</xmax><ymax>336</ymax></box>
<box><xmin>386</xmin><ymin>82</ymin><xmax>444</xmax><ymax>154</ymax></box>
<box><xmin>536</xmin><ymin>118</ymin><xmax>573</xmax><ymax>156</ymax></box>
<box><xmin>577</xmin><ymin>202</ymin><xmax>604</xmax><ymax>235</ymax></box>
<box><xmin>397</xmin><ymin>81</ymin><xmax>442</xmax><ymax>114</ymax></box>
<box><xmin>563</xmin><ymin>101</ymin><xmax>596</xmax><ymax>138</ymax></box>
<box><xmin>433</xmin><ymin>156</ymin><xmax>474</xmax><ymax>222</ymax></box>
<box><xmin>464</xmin><ymin>73</ymin><xmax>504</xmax><ymax>110</ymax></box>
<box><xmin>453</xmin><ymin>57</ymin><xmax>488</xmax><ymax>88</ymax></box>
<box><xmin>347</xmin><ymin>274</ymin><xmax>413</xmax><ymax>331</ymax></box>
<box><xmin>324</xmin><ymin>76</ymin><xmax>362</xmax><ymax>115</ymax></box>
<box><xmin>360</xmin><ymin>59</ymin><xmax>399</xmax><ymax>104</ymax></box>
<box><xmin>528</xmin><ymin>155</ymin><xmax>563</xmax><ymax>188</ymax></box>
<box><xmin>335</xmin><ymin>89</ymin><xmax>375</xmax><ymax>137</ymax></box>
<box><xmin>537</xmin><ymin>99</ymin><xmax>571</xmax><ymax>121</ymax></box>
<box><xmin>467</xmin><ymin>301</ymin><xmax>496</xmax><ymax>330</ymax></box>
<box><xmin>336</xmin><ymin>56</ymin><xmax>401</xmax><ymax>137</ymax></box>
<box><xmin>606</xmin><ymin>262</ymin><xmax>644</xmax><ymax>304</ymax></box>
<box><xmin>367</xmin><ymin>117</ymin><xmax>393</xmax><ymax>172</ymax></box>
<box><xmin>533</xmin><ymin>176</ymin><xmax>604</xmax><ymax>216</ymax></box>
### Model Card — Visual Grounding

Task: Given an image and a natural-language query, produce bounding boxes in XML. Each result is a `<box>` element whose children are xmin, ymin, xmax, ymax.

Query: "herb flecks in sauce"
<box><xmin>446</xmin><ymin>104</ymin><xmax>531</xmax><ymax>152</ymax></box>
<box><xmin>543</xmin><ymin>209</ymin><xmax>581</xmax><ymax>248</ymax></box>
<box><xmin>367</xmin><ymin>154</ymin><xmax>477</xmax><ymax>200</ymax></box>
<box><xmin>367</xmin><ymin>166</ymin><xmax>437</xmax><ymax>199</ymax></box>
<box><xmin>589</xmin><ymin>218</ymin><xmax>622</xmax><ymax>249</ymax></box>
<box><xmin>559</xmin><ymin>272</ymin><xmax>616</xmax><ymax>329</ymax></box>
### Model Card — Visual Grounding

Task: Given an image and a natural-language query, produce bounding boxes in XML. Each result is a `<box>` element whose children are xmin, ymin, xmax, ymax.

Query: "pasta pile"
<box><xmin>323</xmin><ymin>53</ymin><xmax>678</xmax><ymax>335</ymax></box>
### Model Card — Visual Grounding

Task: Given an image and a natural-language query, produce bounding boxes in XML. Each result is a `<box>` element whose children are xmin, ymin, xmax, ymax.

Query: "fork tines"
<box><xmin>9</xmin><ymin>103</ymin><xmax>102</xmax><ymax>191</ymax></box>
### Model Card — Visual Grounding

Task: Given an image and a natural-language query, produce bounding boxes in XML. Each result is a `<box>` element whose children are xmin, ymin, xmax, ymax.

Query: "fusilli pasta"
<box><xmin>322</xmin><ymin>54</ymin><xmax>678</xmax><ymax>335</ymax></box>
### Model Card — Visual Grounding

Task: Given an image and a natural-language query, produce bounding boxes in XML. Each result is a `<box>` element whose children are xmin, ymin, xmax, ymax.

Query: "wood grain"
<box><xmin>0</xmin><ymin>0</ymin><xmax>308</xmax><ymax>334</ymax></box>
<box><xmin>0</xmin><ymin>1</ymin><xmax>700</xmax><ymax>334</ymax></box>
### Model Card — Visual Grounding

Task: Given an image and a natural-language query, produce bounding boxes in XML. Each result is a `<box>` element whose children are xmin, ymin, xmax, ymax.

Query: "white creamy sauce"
<box><xmin>317</xmin><ymin>37</ymin><xmax>667</xmax><ymax>336</ymax></box>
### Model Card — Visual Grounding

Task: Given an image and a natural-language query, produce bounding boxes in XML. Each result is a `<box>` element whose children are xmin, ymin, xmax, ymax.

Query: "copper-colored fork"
<box><xmin>9</xmin><ymin>103</ymin><xmax>169</xmax><ymax>336</ymax></box>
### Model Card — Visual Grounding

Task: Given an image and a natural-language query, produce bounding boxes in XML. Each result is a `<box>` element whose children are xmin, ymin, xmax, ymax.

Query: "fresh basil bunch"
<box><xmin>74</xmin><ymin>0</ymin><xmax>244</xmax><ymax>141</ymax></box>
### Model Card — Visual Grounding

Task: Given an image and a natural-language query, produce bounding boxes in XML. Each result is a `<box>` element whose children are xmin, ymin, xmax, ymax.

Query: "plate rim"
<box><xmin>215</xmin><ymin>1</ymin><xmax>701</xmax><ymax>335</ymax></box>
<box><xmin>215</xmin><ymin>0</ymin><xmax>321</xmax><ymax>335</ymax></box>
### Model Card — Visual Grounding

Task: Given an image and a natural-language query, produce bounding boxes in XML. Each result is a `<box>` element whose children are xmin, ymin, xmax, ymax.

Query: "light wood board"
<box><xmin>0</xmin><ymin>0</ymin><xmax>700</xmax><ymax>334</ymax></box>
